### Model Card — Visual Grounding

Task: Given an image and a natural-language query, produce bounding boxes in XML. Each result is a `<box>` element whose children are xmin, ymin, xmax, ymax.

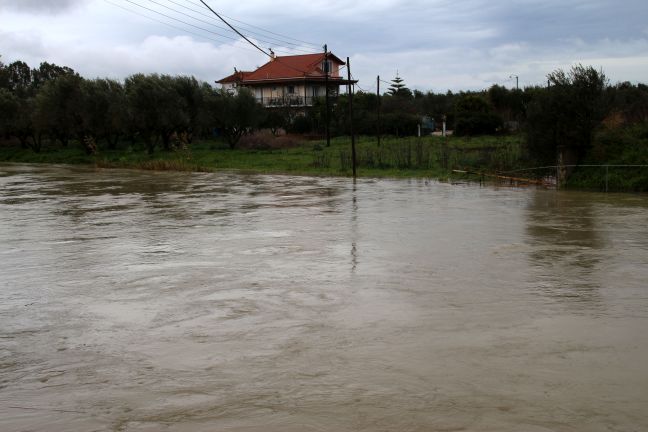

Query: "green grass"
<box><xmin>0</xmin><ymin>133</ymin><xmax>527</xmax><ymax>180</ymax></box>
<box><xmin>564</xmin><ymin>125</ymin><xmax>648</xmax><ymax>192</ymax></box>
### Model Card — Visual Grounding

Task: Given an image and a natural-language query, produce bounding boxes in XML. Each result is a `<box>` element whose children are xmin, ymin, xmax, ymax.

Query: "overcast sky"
<box><xmin>1</xmin><ymin>0</ymin><xmax>647</xmax><ymax>92</ymax></box>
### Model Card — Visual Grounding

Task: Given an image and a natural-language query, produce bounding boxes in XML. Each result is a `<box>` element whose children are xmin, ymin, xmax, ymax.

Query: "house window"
<box><xmin>322</xmin><ymin>60</ymin><xmax>332</xmax><ymax>74</ymax></box>
<box><xmin>287</xmin><ymin>85</ymin><xmax>295</xmax><ymax>94</ymax></box>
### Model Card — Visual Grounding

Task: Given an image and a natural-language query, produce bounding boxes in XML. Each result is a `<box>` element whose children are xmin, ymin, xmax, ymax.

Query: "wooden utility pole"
<box><xmin>377</xmin><ymin>75</ymin><xmax>381</xmax><ymax>146</ymax></box>
<box><xmin>324</xmin><ymin>44</ymin><xmax>330</xmax><ymax>147</ymax></box>
<box><xmin>347</xmin><ymin>57</ymin><xmax>356</xmax><ymax>178</ymax></box>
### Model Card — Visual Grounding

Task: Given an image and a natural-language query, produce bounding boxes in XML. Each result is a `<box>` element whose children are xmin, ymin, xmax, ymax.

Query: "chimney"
<box><xmin>269</xmin><ymin>48</ymin><xmax>276</xmax><ymax>61</ymax></box>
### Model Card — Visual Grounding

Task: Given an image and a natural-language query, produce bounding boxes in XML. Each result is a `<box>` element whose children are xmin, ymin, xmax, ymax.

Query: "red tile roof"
<box><xmin>227</xmin><ymin>53</ymin><xmax>346</xmax><ymax>83</ymax></box>
<box><xmin>216</xmin><ymin>70</ymin><xmax>253</xmax><ymax>84</ymax></box>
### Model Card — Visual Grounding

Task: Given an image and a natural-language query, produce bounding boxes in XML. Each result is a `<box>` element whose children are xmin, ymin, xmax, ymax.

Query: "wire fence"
<box><xmin>498</xmin><ymin>164</ymin><xmax>648</xmax><ymax>192</ymax></box>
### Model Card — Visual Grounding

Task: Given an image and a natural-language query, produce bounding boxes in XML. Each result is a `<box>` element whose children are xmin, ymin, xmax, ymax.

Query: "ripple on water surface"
<box><xmin>1</xmin><ymin>164</ymin><xmax>647</xmax><ymax>432</ymax></box>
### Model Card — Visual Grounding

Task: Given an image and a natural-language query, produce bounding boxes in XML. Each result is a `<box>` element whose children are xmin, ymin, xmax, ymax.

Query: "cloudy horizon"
<box><xmin>1</xmin><ymin>0</ymin><xmax>647</xmax><ymax>92</ymax></box>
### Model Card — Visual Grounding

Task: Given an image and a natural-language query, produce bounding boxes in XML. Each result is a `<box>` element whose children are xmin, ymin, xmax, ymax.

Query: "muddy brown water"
<box><xmin>1</xmin><ymin>164</ymin><xmax>647</xmax><ymax>432</ymax></box>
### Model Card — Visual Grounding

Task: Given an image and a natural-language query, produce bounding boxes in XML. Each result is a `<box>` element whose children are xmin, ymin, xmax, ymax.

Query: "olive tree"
<box><xmin>526</xmin><ymin>65</ymin><xmax>609</xmax><ymax>164</ymax></box>
<box><xmin>125</xmin><ymin>74</ymin><xmax>188</xmax><ymax>154</ymax></box>
<box><xmin>32</xmin><ymin>74</ymin><xmax>85</xmax><ymax>148</ymax></box>
<box><xmin>80</xmin><ymin>78</ymin><xmax>126</xmax><ymax>150</ymax></box>
<box><xmin>208</xmin><ymin>88</ymin><xmax>265</xmax><ymax>149</ymax></box>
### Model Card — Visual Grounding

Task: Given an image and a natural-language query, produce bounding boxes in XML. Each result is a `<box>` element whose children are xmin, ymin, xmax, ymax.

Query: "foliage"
<box><xmin>454</xmin><ymin>94</ymin><xmax>503</xmax><ymax>136</ymax></box>
<box><xmin>80</xmin><ymin>78</ymin><xmax>126</xmax><ymax>149</ymax></box>
<box><xmin>2</xmin><ymin>56</ymin><xmax>648</xmax><ymax>191</ymax></box>
<box><xmin>387</xmin><ymin>74</ymin><xmax>412</xmax><ymax>98</ymax></box>
<box><xmin>125</xmin><ymin>73</ymin><xmax>189</xmax><ymax>154</ymax></box>
<box><xmin>33</xmin><ymin>74</ymin><xmax>85</xmax><ymax>148</ymax></box>
<box><xmin>286</xmin><ymin>114</ymin><xmax>312</xmax><ymax>134</ymax></box>
<box><xmin>208</xmin><ymin>88</ymin><xmax>265</xmax><ymax>149</ymax></box>
<box><xmin>526</xmin><ymin>64</ymin><xmax>609</xmax><ymax>164</ymax></box>
<box><xmin>262</xmin><ymin>109</ymin><xmax>289</xmax><ymax>136</ymax></box>
<box><xmin>381</xmin><ymin>112</ymin><xmax>419</xmax><ymax>136</ymax></box>
<box><xmin>566</xmin><ymin>123</ymin><xmax>648</xmax><ymax>191</ymax></box>
<box><xmin>607</xmin><ymin>81</ymin><xmax>648</xmax><ymax>125</ymax></box>
<box><xmin>0</xmin><ymin>88</ymin><xmax>19</xmax><ymax>137</ymax></box>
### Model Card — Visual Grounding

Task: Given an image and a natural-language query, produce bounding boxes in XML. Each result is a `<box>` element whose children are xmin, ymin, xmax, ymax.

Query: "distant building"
<box><xmin>216</xmin><ymin>52</ymin><xmax>356</xmax><ymax>108</ymax></box>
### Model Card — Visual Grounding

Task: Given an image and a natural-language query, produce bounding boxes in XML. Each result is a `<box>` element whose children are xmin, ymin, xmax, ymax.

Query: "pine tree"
<box><xmin>387</xmin><ymin>73</ymin><xmax>412</xmax><ymax>98</ymax></box>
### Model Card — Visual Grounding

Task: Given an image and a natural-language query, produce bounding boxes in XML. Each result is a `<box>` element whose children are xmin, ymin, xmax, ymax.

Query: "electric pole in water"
<box><xmin>347</xmin><ymin>57</ymin><xmax>356</xmax><ymax>178</ymax></box>
<box><xmin>324</xmin><ymin>44</ymin><xmax>330</xmax><ymax>147</ymax></box>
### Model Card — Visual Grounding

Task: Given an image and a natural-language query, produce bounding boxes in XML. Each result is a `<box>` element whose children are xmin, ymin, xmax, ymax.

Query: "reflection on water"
<box><xmin>1</xmin><ymin>164</ymin><xmax>647</xmax><ymax>432</ymax></box>
<box><xmin>525</xmin><ymin>191</ymin><xmax>605</xmax><ymax>307</ymax></box>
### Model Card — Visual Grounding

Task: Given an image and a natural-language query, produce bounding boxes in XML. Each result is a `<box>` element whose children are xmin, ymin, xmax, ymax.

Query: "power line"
<box><xmin>104</xmin><ymin>0</ymin><xmax>263</xmax><ymax>54</ymax></box>
<box><xmin>182</xmin><ymin>0</ymin><xmax>320</xmax><ymax>48</ymax></box>
<box><xmin>346</xmin><ymin>70</ymin><xmax>373</xmax><ymax>93</ymax></box>
<box><xmin>198</xmin><ymin>0</ymin><xmax>325</xmax><ymax>76</ymax></box>
<box><xmin>172</xmin><ymin>0</ymin><xmax>319</xmax><ymax>51</ymax></box>
<box><xmin>151</xmin><ymin>0</ymin><xmax>318</xmax><ymax>53</ymax></box>
<box><xmin>107</xmin><ymin>0</ymin><xmax>308</xmax><ymax>56</ymax></box>
<box><xmin>197</xmin><ymin>0</ymin><xmax>270</xmax><ymax>57</ymax></box>
<box><xmin>107</xmin><ymin>0</ymin><xmax>327</xmax><ymax>78</ymax></box>
<box><xmin>121</xmin><ymin>0</ymin><xmax>245</xmax><ymax>42</ymax></box>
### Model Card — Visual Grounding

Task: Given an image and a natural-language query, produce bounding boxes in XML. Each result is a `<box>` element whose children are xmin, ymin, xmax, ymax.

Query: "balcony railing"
<box><xmin>256</xmin><ymin>96</ymin><xmax>316</xmax><ymax>107</ymax></box>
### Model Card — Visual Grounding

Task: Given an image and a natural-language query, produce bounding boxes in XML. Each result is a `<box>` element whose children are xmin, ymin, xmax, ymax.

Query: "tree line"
<box><xmin>0</xmin><ymin>58</ymin><xmax>265</xmax><ymax>154</ymax></box>
<box><xmin>304</xmin><ymin>66</ymin><xmax>647</xmax><ymax>165</ymax></box>
<box><xmin>1</xmin><ymin>56</ymin><xmax>647</xmax><ymax>167</ymax></box>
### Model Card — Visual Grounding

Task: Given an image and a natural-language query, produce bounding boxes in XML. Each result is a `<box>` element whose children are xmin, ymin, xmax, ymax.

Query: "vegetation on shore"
<box><xmin>0</xmin><ymin>134</ymin><xmax>510</xmax><ymax>177</ymax></box>
<box><xmin>1</xmin><ymin>56</ymin><xmax>647</xmax><ymax>191</ymax></box>
<box><xmin>2</xmin><ymin>129</ymin><xmax>648</xmax><ymax>191</ymax></box>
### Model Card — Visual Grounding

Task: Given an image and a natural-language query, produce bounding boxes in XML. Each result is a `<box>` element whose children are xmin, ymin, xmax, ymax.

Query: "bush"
<box><xmin>381</xmin><ymin>113</ymin><xmax>419</xmax><ymax>136</ymax></box>
<box><xmin>454</xmin><ymin>112</ymin><xmax>503</xmax><ymax>136</ymax></box>
<box><xmin>287</xmin><ymin>115</ymin><xmax>313</xmax><ymax>134</ymax></box>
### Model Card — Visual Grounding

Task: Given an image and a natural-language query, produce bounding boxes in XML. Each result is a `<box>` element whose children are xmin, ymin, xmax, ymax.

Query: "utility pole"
<box><xmin>347</xmin><ymin>57</ymin><xmax>356</xmax><ymax>178</ymax></box>
<box><xmin>324</xmin><ymin>44</ymin><xmax>330</xmax><ymax>147</ymax></box>
<box><xmin>377</xmin><ymin>75</ymin><xmax>381</xmax><ymax>146</ymax></box>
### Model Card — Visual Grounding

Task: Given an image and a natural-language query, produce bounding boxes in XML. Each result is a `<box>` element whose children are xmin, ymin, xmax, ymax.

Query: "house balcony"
<box><xmin>256</xmin><ymin>96</ymin><xmax>316</xmax><ymax>107</ymax></box>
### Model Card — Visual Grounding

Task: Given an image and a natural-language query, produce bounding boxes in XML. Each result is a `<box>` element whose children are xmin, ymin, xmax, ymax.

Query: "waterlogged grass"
<box><xmin>3</xmin><ymin>133</ymin><xmax>646</xmax><ymax>191</ymax></box>
<box><xmin>0</xmin><ymin>134</ymin><xmax>526</xmax><ymax>179</ymax></box>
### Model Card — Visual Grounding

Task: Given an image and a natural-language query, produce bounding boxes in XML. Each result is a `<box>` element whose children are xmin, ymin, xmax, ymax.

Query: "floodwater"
<box><xmin>1</xmin><ymin>164</ymin><xmax>647</xmax><ymax>432</ymax></box>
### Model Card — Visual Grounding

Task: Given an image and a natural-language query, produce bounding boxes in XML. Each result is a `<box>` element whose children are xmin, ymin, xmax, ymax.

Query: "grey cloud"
<box><xmin>0</xmin><ymin>0</ymin><xmax>87</xmax><ymax>14</ymax></box>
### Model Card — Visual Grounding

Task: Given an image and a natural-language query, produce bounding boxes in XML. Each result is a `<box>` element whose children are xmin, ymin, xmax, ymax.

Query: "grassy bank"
<box><xmin>0</xmin><ymin>134</ymin><xmax>526</xmax><ymax>179</ymax></box>
<box><xmin>4</xmin><ymin>132</ymin><xmax>646</xmax><ymax>191</ymax></box>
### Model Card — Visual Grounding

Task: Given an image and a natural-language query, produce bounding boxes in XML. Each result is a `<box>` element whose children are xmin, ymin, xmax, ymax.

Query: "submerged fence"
<box><xmin>309</xmin><ymin>138</ymin><xmax>647</xmax><ymax>192</ymax></box>
<box><xmin>499</xmin><ymin>164</ymin><xmax>648</xmax><ymax>192</ymax></box>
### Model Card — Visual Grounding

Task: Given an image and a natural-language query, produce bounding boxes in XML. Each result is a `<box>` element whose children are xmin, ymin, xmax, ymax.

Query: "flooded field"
<box><xmin>1</xmin><ymin>164</ymin><xmax>647</xmax><ymax>432</ymax></box>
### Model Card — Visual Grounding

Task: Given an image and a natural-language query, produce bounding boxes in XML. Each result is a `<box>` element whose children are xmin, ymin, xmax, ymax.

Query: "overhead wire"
<box><xmin>121</xmin><ymin>0</ymin><xmax>248</xmax><ymax>43</ymax></box>
<box><xmin>107</xmin><ymin>0</ymin><xmax>330</xmax><ymax>78</ymax></box>
<box><xmin>104</xmin><ymin>0</ymin><xmax>264</xmax><ymax>54</ymax></box>
<box><xmin>197</xmin><ymin>0</ymin><xmax>327</xmax><ymax>76</ymax></box>
<box><xmin>159</xmin><ymin>0</ymin><xmax>319</xmax><ymax>53</ymax></box>
<box><xmin>106</xmin><ymin>0</ymin><xmax>308</xmax><ymax>56</ymax></box>
<box><xmin>182</xmin><ymin>0</ymin><xmax>320</xmax><ymax>48</ymax></box>
<box><xmin>156</xmin><ymin>0</ymin><xmax>317</xmax><ymax>53</ymax></box>
<box><xmin>197</xmin><ymin>0</ymin><xmax>270</xmax><ymax>57</ymax></box>
<box><xmin>348</xmin><ymin>71</ymin><xmax>373</xmax><ymax>94</ymax></box>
